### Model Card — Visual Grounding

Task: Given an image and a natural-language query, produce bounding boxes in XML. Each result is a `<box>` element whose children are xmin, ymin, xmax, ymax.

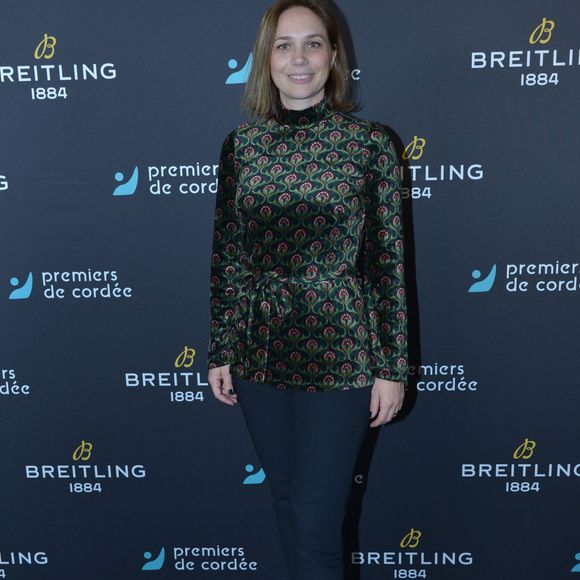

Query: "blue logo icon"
<box><xmin>113</xmin><ymin>166</ymin><xmax>139</xmax><ymax>196</ymax></box>
<box><xmin>468</xmin><ymin>264</ymin><xmax>496</xmax><ymax>293</ymax></box>
<box><xmin>571</xmin><ymin>552</ymin><xmax>580</xmax><ymax>572</ymax></box>
<box><xmin>226</xmin><ymin>53</ymin><xmax>253</xmax><ymax>85</ymax></box>
<box><xmin>142</xmin><ymin>547</ymin><xmax>165</xmax><ymax>571</ymax></box>
<box><xmin>8</xmin><ymin>272</ymin><xmax>33</xmax><ymax>299</ymax></box>
<box><xmin>242</xmin><ymin>463</ymin><xmax>266</xmax><ymax>485</ymax></box>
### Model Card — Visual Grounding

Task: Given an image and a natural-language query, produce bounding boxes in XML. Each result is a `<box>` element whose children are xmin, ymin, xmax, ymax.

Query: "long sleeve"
<box><xmin>360</xmin><ymin>125</ymin><xmax>408</xmax><ymax>383</ymax></box>
<box><xmin>207</xmin><ymin>130</ymin><xmax>244</xmax><ymax>369</ymax></box>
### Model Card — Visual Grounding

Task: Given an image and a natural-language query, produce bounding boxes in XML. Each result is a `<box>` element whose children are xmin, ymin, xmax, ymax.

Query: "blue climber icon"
<box><xmin>142</xmin><ymin>547</ymin><xmax>165</xmax><ymax>571</ymax></box>
<box><xmin>226</xmin><ymin>53</ymin><xmax>253</xmax><ymax>84</ymax></box>
<box><xmin>113</xmin><ymin>166</ymin><xmax>139</xmax><ymax>196</ymax></box>
<box><xmin>571</xmin><ymin>552</ymin><xmax>580</xmax><ymax>572</ymax></box>
<box><xmin>468</xmin><ymin>264</ymin><xmax>496</xmax><ymax>293</ymax></box>
<box><xmin>243</xmin><ymin>463</ymin><xmax>266</xmax><ymax>485</ymax></box>
<box><xmin>8</xmin><ymin>272</ymin><xmax>33</xmax><ymax>299</ymax></box>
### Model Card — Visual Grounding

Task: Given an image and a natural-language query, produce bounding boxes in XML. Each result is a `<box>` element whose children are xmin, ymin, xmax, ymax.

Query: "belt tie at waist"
<box><xmin>241</xmin><ymin>269</ymin><xmax>358</xmax><ymax>379</ymax></box>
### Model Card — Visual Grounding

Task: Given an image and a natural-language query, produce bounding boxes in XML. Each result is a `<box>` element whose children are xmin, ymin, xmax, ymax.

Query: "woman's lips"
<box><xmin>287</xmin><ymin>73</ymin><xmax>314</xmax><ymax>83</ymax></box>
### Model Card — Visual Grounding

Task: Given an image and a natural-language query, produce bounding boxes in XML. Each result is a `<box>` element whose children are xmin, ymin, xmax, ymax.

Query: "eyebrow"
<box><xmin>274</xmin><ymin>33</ymin><xmax>325</xmax><ymax>41</ymax></box>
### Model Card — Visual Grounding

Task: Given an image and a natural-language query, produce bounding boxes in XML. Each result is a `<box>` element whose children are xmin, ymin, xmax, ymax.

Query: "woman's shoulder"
<box><xmin>220</xmin><ymin>117</ymin><xmax>272</xmax><ymax>146</ymax></box>
<box><xmin>331</xmin><ymin>109</ymin><xmax>394</xmax><ymax>149</ymax></box>
<box><xmin>329</xmin><ymin>107</ymin><xmax>390</xmax><ymax>134</ymax></box>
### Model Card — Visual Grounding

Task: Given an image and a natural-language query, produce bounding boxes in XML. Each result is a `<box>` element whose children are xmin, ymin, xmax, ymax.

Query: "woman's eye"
<box><xmin>275</xmin><ymin>40</ymin><xmax>322</xmax><ymax>50</ymax></box>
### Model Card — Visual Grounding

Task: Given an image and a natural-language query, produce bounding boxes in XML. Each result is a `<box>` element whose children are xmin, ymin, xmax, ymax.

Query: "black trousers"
<box><xmin>234</xmin><ymin>377</ymin><xmax>373</xmax><ymax>580</ymax></box>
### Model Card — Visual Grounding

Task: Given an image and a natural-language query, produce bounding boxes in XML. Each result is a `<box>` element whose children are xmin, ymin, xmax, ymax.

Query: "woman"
<box><xmin>207</xmin><ymin>0</ymin><xmax>408</xmax><ymax>578</ymax></box>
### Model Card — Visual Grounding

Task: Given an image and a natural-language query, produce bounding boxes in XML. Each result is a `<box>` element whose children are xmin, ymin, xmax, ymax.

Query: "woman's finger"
<box><xmin>221</xmin><ymin>375</ymin><xmax>238</xmax><ymax>404</ymax></box>
<box><xmin>370</xmin><ymin>398</ymin><xmax>392</xmax><ymax>427</ymax></box>
<box><xmin>384</xmin><ymin>402</ymin><xmax>398</xmax><ymax>424</ymax></box>
<box><xmin>369</xmin><ymin>387</ymin><xmax>380</xmax><ymax>421</ymax></box>
<box><xmin>214</xmin><ymin>385</ymin><xmax>237</xmax><ymax>406</ymax></box>
<box><xmin>208</xmin><ymin>369</ymin><xmax>238</xmax><ymax>406</ymax></box>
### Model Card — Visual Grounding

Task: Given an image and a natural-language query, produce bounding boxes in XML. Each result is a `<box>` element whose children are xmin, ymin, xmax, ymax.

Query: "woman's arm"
<box><xmin>207</xmin><ymin>130</ymin><xmax>243</xmax><ymax>370</ymax></box>
<box><xmin>360</xmin><ymin>124</ymin><xmax>408</xmax><ymax>385</ymax></box>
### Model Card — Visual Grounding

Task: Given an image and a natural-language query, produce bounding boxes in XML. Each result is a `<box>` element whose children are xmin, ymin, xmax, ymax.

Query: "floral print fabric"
<box><xmin>207</xmin><ymin>97</ymin><xmax>407</xmax><ymax>391</ymax></box>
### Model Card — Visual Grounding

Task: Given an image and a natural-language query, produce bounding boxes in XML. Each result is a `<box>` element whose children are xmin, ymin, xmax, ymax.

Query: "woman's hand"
<box><xmin>208</xmin><ymin>364</ymin><xmax>238</xmax><ymax>406</ymax></box>
<box><xmin>369</xmin><ymin>378</ymin><xmax>404</xmax><ymax>427</ymax></box>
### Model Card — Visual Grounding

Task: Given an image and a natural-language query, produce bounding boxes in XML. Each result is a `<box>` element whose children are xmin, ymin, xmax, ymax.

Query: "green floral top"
<box><xmin>207</xmin><ymin>96</ymin><xmax>408</xmax><ymax>391</ymax></box>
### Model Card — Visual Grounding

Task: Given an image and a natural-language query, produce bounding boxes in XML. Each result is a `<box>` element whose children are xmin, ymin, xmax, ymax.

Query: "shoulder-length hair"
<box><xmin>241</xmin><ymin>0</ymin><xmax>357</xmax><ymax>120</ymax></box>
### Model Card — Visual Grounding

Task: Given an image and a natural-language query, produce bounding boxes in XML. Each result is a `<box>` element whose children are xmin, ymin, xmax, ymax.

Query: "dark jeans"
<box><xmin>234</xmin><ymin>377</ymin><xmax>373</xmax><ymax>580</ymax></box>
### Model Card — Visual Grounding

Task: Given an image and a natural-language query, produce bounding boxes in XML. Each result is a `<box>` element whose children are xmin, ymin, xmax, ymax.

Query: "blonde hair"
<box><xmin>241</xmin><ymin>0</ymin><xmax>357</xmax><ymax>120</ymax></box>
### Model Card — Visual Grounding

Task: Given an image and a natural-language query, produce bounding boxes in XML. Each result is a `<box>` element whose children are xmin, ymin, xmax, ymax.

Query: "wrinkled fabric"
<box><xmin>207</xmin><ymin>97</ymin><xmax>408</xmax><ymax>391</ymax></box>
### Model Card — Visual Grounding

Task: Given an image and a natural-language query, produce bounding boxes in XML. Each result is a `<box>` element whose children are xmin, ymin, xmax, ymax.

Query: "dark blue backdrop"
<box><xmin>1</xmin><ymin>1</ymin><xmax>579</xmax><ymax>578</ymax></box>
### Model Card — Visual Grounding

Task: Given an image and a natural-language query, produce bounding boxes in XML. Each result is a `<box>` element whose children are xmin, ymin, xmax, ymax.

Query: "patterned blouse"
<box><xmin>207</xmin><ymin>96</ymin><xmax>408</xmax><ymax>391</ymax></box>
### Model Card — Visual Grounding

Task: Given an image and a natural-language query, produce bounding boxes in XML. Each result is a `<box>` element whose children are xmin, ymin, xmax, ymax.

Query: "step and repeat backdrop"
<box><xmin>1</xmin><ymin>0</ymin><xmax>578</xmax><ymax>578</ymax></box>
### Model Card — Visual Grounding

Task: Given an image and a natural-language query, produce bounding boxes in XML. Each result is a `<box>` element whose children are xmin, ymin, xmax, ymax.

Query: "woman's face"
<box><xmin>270</xmin><ymin>6</ymin><xmax>336</xmax><ymax>111</ymax></box>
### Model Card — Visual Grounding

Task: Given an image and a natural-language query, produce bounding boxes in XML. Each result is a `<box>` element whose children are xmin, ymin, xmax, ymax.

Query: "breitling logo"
<box><xmin>72</xmin><ymin>440</ymin><xmax>93</xmax><ymax>462</ymax></box>
<box><xmin>470</xmin><ymin>16</ymin><xmax>580</xmax><ymax>87</ymax></box>
<box><xmin>0</xmin><ymin>33</ymin><xmax>117</xmax><ymax>102</ymax></box>
<box><xmin>400</xmin><ymin>528</ymin><xmax>422</xmax><ymax>549</ymax></box>
<box><xmin>175</xmin><ymin>346</ymin><xmax>196</xmax><ymax>368</ymax></box>
<box><xmin>513</xmin><ymin>438</ymin><xmax>536</xmax><ymax>460</ymax></box>
<box><xmin>529</xmin><ymin>17</ymin><xmax>555</xmax><ymax>45</ymax></box>
<box><xmin>461</xmin><ymin>438</ymin><xmax>580</xmax><ymax>495</ymax></box>
<box><xmin>399</xmin><ymin>135</ymin><xmax>483</xmax><ymax>200</ymax></box>
<box><xmin>34</xmin><ymin>33</ymin><xmax>57</xmax><ymax>60</ymax></box>
<box><xmin>402</xmin><ymin>137</ymin><xmax>425</xmax><ymax>161</ymax></box>
<box><xmin>352</xmin><ymin>528</ymin><xmax>474</xmax><ymax>568</ymax></box>
<box><xmin>0</xmin><ymin>34</ymin><xmax>117</xmax><ymax>83</ymax></box>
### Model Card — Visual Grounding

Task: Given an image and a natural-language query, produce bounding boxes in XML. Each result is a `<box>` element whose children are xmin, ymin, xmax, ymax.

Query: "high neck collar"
<box><xmin>277</xmin><ymin>96</ymin><xmax>329</xmax><ymax>127</ymax></box>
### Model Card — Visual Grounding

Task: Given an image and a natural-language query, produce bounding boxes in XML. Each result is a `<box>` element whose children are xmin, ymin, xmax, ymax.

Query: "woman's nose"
<box><xmin>291</xmin><ymin>48</ymin><xmax>307</xmax><ymax>64</ymax></box>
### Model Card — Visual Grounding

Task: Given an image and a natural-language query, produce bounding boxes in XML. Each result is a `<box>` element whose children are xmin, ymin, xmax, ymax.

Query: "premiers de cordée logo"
<box><xmin>408</xmin><ymin>362</ymin><xmax>480</xmax><ymax>393</ymax></box>
<box><xmin>113</xmin><ymin>163</ymin><xmax>219</xmax><ymax>197</ymax></box>
<box><xmin>7</xmin><ymin>268</ymin><xmax>133</xmax><ymax>300</ymax></box>
<box><xmin>140</xmin><ymin>545</ymin><xmax>260</xmax><ymax>573</ymax></box>
<box><xmin>1</xmin><ymin>368</ymin><xmax>30</xmax><ymax>397</ymax></box>
<box><xmin>469</xmin><ymin>260</ymin><xmax>580</xmax><ymax>294</ymax></box>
